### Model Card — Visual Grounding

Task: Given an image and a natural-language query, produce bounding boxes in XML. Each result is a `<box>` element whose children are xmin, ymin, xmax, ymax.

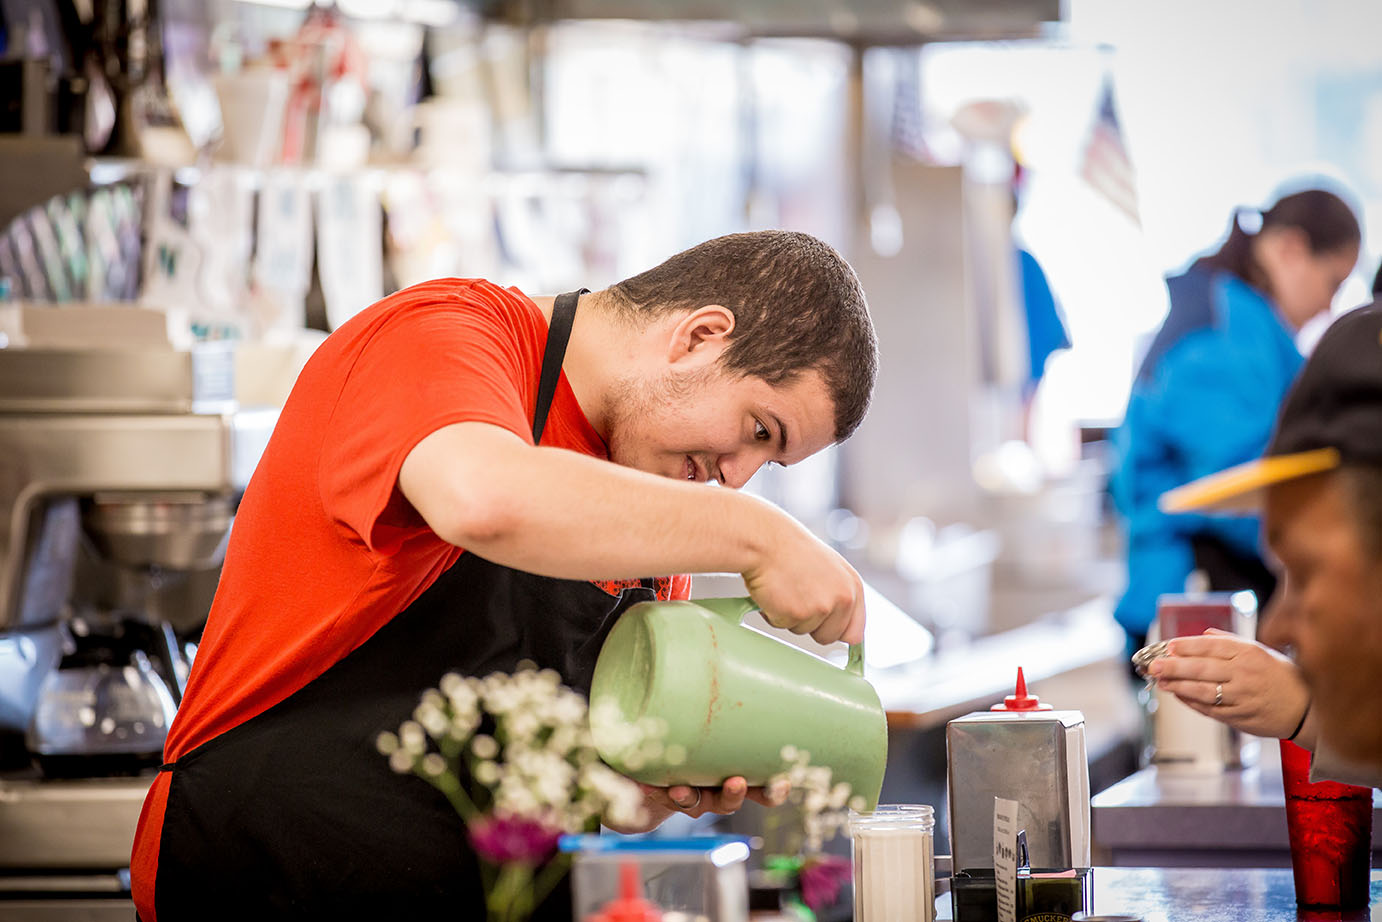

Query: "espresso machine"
<box><xmin>0</xmin><ymin>310</ymin><xmax>275</xmax><ymax>907</ymax></box>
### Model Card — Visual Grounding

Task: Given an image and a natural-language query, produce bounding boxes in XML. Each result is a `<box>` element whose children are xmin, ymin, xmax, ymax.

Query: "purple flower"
<box><xmin>467</xmin><ymin>813</ymin><xmax>562</xmax><ymax>866</ymax></box>
<box><xmin>799</xmin><ymin>854</ymin><xmax>852</xmax><ymax>912</ymax></box>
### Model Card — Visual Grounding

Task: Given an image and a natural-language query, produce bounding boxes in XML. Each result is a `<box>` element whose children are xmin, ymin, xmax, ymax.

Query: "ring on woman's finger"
<box><xmin>684</xmin><ymin>789</ymin><xmax>702</xmax><ymax>811</ymax></box>
<box><xmin>1214</xmin><ymin>683</ymin><xmax>1223</xmax><ymax>707</ymax></box>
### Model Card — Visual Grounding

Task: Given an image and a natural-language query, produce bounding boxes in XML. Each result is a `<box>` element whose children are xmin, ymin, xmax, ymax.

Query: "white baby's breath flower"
<box><xmin>548</xmin><ymin>691</ymin><xmax>586</xmax><ymax>728</ymax></box>
<box><xmin>606</xmin><ymin>783</ymin><xmax>647</xmax><ymax>828</ymax></box>
<box><xmin>485</xmin><ymin>686</ymin><xmax>519</xmax><ymax>715</ymax></box>
<box><xmin>507</xmin><ymin>710</ymin><xmax>541</xmax><ymax>741</ymax></box>
<box><xmin>399</xmin><ymin>721</ymin><xmax>426</xmax><ymax>755</ymax></box>
<box><xmin>474</xmin><ymin>760</ymin><xmax>500</xmax><ymax>785</ymax></box>
<box><xmin>547</xmin><ymin>726</ymin><xmax>577</xmax><ymax>756</ymax></box>
<box><xmin>444</xmin><ymin>681</ymin><xmax>479</xmax><ymax>716</ymax></box>
<box><xmin>415</xmin><ymin>701</ymin><xmax>448</xmax><ymax>737</ymax></box>
<box><xmin>419</xmin><ymin>688</ymin><xmax>446</xmax><ymax>710</ymax></box>
<box><xmin>664</xmin><ymin>744</ymin><xmax>687</xmax><ymax>766</ymax></box>
<box><xmin>534</xmin><ymin>764</ymin><xmax>574</xmax><ymax>805</ymax></box>
<box><xmin>497</xmin><ymin>784</ymin><xmax>538</xmax><ymax>816</ymax></box>
<box><xmin>387</xmin><ymin>666</ymin><xmax>661</xmax><ymax>838</ymax></box>
<box><xmin>848</xmin><ymin>795</ymin><xmax>866</xmax><ymax>812</ymax></box>
<box><xmin>769</xmin><ymin>747</ymin><xmax>857</xmax><ymax>857</ymax></box>
<box><xmin>451</xmin><ymin>711</ymin><xmax>480</xmax><ymax>738</ymax></box>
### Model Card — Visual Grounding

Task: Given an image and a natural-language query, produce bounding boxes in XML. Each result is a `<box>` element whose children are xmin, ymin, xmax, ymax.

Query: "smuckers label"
<box><xmin>1020</xmin><ymin>914</ymin><xmax>1072</xmax><ymax>922</ymax></box>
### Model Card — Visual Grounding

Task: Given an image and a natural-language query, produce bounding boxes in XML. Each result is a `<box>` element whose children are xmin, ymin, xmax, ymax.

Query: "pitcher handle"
<box><xmin>696</xmin><ymin>596</ymin><xmax>867</xmax><ymax>677</ymax></box>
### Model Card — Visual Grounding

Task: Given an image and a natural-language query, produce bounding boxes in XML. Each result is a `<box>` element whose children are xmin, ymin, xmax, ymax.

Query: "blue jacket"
<box><xmin>1111</xmin><ymin>266</ymin><xmax>1303</xmax><ymax>637</ymax></box>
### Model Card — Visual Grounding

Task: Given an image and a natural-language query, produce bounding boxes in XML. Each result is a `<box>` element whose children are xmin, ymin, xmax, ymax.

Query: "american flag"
<box><xmin>1080</xmin><ymin>77</ymin><xmax>1140</xmax><ymax>225</ymax></box>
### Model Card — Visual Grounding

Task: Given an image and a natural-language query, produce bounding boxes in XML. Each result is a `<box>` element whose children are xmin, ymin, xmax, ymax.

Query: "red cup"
<box><xmin>1280</xmin><ymin>740</ymin><xmax>1374</xmax><ymax>909</ymax></box>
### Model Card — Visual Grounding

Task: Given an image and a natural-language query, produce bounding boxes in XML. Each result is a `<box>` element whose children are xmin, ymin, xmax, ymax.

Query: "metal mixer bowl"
<box><xmin>82</xmin><ymin>493</ymin><xmax>233</xmax><ymax>570</ymax></box>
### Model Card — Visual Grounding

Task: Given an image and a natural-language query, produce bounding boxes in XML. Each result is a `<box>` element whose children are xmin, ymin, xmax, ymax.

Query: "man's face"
<box><xmin>603</xmin><ymin>363</ymin><xmax>837</xmax><ymax>489</ymax></box>
<box><xmin>1262</xmin><ymin>472</ymin><xmax>1382</xmax><ymax>765</ymax></box>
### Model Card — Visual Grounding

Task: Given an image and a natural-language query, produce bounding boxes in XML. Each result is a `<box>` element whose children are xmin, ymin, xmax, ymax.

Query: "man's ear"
<box><xmin>665</xmin><ymin>305</ymin><xmax>735</xmax><ymax>366</ymax></box>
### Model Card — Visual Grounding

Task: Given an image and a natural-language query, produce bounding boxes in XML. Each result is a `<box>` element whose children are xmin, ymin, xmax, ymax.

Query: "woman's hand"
<box><xmin>1148</xmin><ymin>628</ymin><xmax>1310</xmax><ymax>739</ymax></box>
<box><xmin>602</xmin><ymin>776</ymin><xmax>791</xmax><ymax>835</ymax></box>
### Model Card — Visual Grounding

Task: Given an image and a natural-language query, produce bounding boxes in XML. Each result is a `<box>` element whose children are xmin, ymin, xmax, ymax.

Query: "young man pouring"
<box><xmin>132</xmin><ymin>230</ymin><xmax>879</xmax><ymax>920</ymax></box>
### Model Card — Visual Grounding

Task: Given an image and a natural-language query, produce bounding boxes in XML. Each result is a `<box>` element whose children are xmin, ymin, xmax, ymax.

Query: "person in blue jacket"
<box><xmin>1112</xmin><ymin>188</ymin><xmax>1360</xmax><ymax>649</ymax></box>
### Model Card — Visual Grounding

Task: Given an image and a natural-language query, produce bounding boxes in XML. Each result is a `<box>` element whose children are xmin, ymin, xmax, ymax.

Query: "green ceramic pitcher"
<box><xmin>589</xmin><ymin>597</ymin><xmax>887</xmax><ymax>809</ymax></box>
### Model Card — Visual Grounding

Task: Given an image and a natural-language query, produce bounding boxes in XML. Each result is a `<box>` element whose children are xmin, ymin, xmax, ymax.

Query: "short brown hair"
<box><xmin>607</xmin><ymin>230</ymin><xmax>878</xmax><ymax>441</ymax></box>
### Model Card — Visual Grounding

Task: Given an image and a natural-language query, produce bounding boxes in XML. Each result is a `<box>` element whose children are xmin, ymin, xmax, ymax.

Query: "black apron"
<box><xmin>152</xmin><ymin>290</ymin><xmax>656</xmax><ymax>921</ymax></box>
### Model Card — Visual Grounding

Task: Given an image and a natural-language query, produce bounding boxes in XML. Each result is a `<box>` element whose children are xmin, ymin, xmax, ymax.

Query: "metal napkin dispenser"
<box><xmin>946</xmin><ymin>675</ymin><xmax>1091</xmax><ymax>874</ymax></box>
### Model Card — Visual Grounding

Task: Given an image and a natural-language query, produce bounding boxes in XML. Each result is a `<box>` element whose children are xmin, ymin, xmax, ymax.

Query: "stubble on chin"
<box><xmin>602</xmin><ymin>373</ymin><xmax>650</xmax><ymax>472</ymax></box>
<box><xmin>602</xmin><ymin>367</ymin><xmax>706</xmax><ymax>478</ymax></box>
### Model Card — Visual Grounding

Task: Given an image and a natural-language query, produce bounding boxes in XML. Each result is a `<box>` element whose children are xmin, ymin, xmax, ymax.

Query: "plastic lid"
<box><xmin>584</xmin><ymin>861</ymin><xmax>662</xmax><ymax>922</ymax></box>
<box><xmin>991</xmin><ymin>667</ymin><xmax>1052</xmax><ymax>711</ymax></box>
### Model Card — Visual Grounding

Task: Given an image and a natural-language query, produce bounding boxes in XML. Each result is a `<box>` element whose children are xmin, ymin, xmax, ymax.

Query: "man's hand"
<box><xmin>602</xmin><ymin>777</ymin><xmax>791</xmax><ymax>835</ymax></box>
<box><xmin>1149</xmin><ymin>629</ymin><xmax>1311</xmax><ymax>740</ymax></box>
<box><xmin>742</xmin><ymin>512</ymin><xmax>866</xmax><ymax>646</ymax></box>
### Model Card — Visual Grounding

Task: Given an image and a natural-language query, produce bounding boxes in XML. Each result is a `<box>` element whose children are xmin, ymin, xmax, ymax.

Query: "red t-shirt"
<box><xmin>130</xmin><ymin>279</ymin><xmax>690</xmax><ymax>920</ymax></box>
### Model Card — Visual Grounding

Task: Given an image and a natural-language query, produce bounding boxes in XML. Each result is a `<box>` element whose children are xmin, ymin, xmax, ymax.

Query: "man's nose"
<box><xmin>716</xmin><ymin>461</ymin><xmax>752</xmax><ymax>489</ymax></box>
<box><xmin>716</xmin><ymin>453</ymin><xmax>767</xmax><ymax>489</ymax></box>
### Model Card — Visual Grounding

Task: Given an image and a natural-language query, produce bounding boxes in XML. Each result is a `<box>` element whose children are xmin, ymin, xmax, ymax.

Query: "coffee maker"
<box><xmin>0</xmin><ymin>322</ymin><xmax>276</xmax><ymax>776</ymax></box>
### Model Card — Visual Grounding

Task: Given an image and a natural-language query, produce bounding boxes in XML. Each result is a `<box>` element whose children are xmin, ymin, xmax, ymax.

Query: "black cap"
<box><xmin>1161</xmin><ymin>302</ymin><xmax>1382</xmax><ymax>514</ymax></box>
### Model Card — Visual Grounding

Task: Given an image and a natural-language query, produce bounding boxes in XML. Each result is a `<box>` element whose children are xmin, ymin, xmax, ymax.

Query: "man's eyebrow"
<box><xmin>769</xmin><ymin>412</ymin><xmax>788</xmax><ymax>456</ymax></box>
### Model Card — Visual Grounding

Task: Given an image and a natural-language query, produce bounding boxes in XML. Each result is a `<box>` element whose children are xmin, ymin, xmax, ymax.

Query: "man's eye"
<box><xmin>754</xmin><ymin>420</ymin><xmax>770</xmax><ymax>442</ymax></box>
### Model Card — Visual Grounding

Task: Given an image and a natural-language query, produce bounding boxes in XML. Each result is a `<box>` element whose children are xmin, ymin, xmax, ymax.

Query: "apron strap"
<box><xmin>533</xmin><ymin>289</ymin><xmax>588</xmax><ymax>444</ymax></box>
<box><xmin>532</xmin><ymin>290</ymin><xmax>657</xmax><ymax>600</ymax></box>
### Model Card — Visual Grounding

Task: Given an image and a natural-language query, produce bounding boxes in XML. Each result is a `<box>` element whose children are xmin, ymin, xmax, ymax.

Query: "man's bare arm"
<box><xmin>398</xmin><ymin>421</ymin><xmax>864</xmax><ymax>644</ymax></box>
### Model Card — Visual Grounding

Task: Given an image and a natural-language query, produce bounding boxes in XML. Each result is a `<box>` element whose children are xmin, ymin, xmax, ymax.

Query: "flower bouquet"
<box><xmin>761</xmin><ymin>745</ymin><xmax>865</xmax><ymax>919</ymax></box>
<box><xmin>378</xmin><ymin>664</ymin><xmax>657</xmax><ymax>922</ymax></box>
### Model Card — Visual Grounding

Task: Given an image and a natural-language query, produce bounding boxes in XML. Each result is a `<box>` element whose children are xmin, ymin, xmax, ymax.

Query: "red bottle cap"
<box><xmin>991</xmin><ymin>667</ymin><xmax>1052</xmax><ymax>711</ymax></box>
<box><xmin>585</xmin><ymin>861</ymin><xmax>663</xmax><ymax>922</ymax></box>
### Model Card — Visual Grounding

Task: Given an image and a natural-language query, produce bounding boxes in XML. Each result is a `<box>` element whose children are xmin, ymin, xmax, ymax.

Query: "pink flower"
<box><xmin>467</xmin><ymin>813</ymin><xmax>562</xmax><ymax>867</ymax></box>
<box><xmin>799</xmin><ymin>854</ymin><xmax>851</xmax><ymax>912</ymax></box>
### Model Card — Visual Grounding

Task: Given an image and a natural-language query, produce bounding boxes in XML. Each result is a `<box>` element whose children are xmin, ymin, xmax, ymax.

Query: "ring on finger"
<box><xmin>685</xmin><ymin>789</ymin><xmax>702</xmax><ymax>811</ymax></box>
<box><xmin>1214</xmin><ymin>683</ymin><xmax>1223</xmax><ymax>707</ymax></box>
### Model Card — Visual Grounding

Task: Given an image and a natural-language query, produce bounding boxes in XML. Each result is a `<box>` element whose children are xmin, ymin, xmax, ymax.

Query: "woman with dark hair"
<box><xmin>1111</xmin><ymin>188</ymin><xmax>1361</xmax><ymax>650</ymax></box>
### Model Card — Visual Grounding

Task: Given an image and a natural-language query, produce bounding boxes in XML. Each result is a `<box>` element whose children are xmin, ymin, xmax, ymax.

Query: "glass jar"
<box><xmin>559</xmin><ymin>834</ymin><xmax>750</xmax><ymax>922</ymax></box>
<box><xmin>848</xmin><ymin>804</ymin><xmax>936</xmax><ymax>922</ymax></box>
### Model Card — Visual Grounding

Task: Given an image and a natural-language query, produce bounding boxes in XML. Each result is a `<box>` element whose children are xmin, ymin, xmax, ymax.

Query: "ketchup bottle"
<box><xmin>991</xmin><ymin>667</ymin><xmax>1053</xmax><ymax>712</ymax></box>
<box><xmin>584</xmin><ymin>861</ymin><xmax>663</xmax><ymax>922</ymax></box>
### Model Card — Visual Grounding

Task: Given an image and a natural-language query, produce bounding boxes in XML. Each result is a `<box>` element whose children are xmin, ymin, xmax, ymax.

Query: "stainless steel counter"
<box><xmin>0</xmin><ymin>774</ymin><xmax>149</xmax><ymax>868</ymax></box>
<box><xmin>0</xmin><ymin>772</ymin><xmax>145</xmax><ymax>919</ymax></box>
<box><xmin>870</xmin><ymin>599</ymin><xmax>1130</xmax><ymax>731</ymax></box>
<box><xmin>936</xmin><ymin>867</ymin><xmax>1382</xmax><ymax>921</ymax></box>
<box><xmin>1092</xmin><ymin>745</ymin><xmax>1382</xmax><ymax>867</ymax></box>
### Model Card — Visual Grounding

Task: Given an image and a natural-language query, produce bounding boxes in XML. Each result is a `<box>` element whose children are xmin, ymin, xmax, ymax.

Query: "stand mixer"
<box><xmin>0</xmin><ymin>321</ymin><xmax>276</xmax><ymax>777</ymax></box>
